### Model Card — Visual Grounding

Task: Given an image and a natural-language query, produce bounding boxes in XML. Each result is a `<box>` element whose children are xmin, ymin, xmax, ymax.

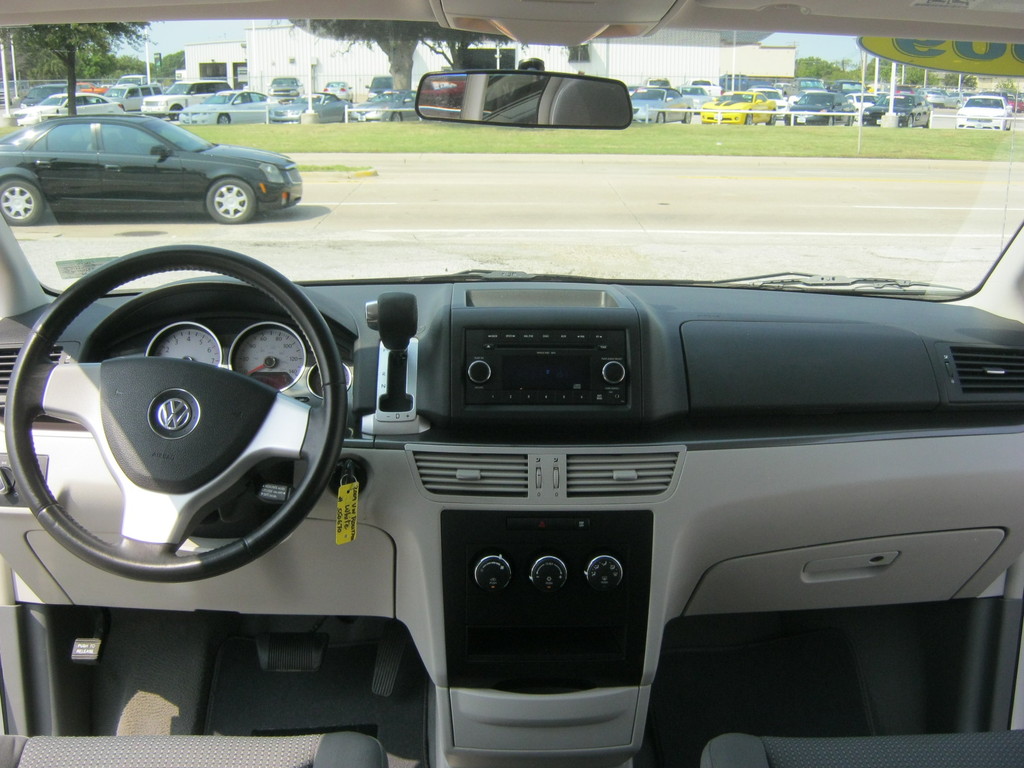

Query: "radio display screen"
<box><xmin>502</xmin><ymin>355</ymin><xmax>589</xmax><ymax>391</ymax></box>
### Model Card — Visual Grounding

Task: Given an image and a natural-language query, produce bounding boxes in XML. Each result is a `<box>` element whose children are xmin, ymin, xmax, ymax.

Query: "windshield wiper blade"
<box><xmin>705</xmin><ymin>272</ymin><xmax>965</xmax><ymax>297</ymax></box>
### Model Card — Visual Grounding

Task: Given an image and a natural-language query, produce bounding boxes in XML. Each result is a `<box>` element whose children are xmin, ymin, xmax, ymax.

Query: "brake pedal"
<box><xmin>255</xmin><ymin>632</ymin><xmax>328</xmax><ymax>672</ymax></box>
<box><xmin>371</xmin><ymin>621</ymin><xmax>407</xmax><ymax>697</ymax></box>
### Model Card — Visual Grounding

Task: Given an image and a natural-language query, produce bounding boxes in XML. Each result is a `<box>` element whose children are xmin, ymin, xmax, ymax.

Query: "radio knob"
<box><xmin>602</xmin><ymin>360</ymin><xmax>627</xmax><ymax>385</ymax></box>
<box><xmin>529</xmin><ymin>555</ymin><xmax>568</xmax><ymax>592</ymax></box>
<box><xmin>467</xmin><ymin>359</ymin><xmax>492</xmax><ymax>384</ymax></box>
<box><xmin>585</xmin><ymin>555</ymin><xmax>624</xmax><ymax>591</ymax></box>
<box><xmin>474</xmin><ymin>554</ymin><xmax>512</xmax><ymax>591</ymax></box>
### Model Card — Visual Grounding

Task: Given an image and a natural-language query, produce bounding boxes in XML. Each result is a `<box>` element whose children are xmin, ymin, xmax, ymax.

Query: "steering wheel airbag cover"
<box><xmin>100</xmin><ymin>356</ymin><xmax>277</xmax><ymax>494</ymax></box>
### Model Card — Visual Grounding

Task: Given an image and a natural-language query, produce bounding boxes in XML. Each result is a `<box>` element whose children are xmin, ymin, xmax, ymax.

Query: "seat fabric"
<box><xmin>701</xmin><ymin>731</ymin><xmax>1024</xmax><ymax>768</ymax></box>
<box><xmin>0</xmin><ymin>732</ymin><xmax>386</xmax><ymax>768</ymax></box>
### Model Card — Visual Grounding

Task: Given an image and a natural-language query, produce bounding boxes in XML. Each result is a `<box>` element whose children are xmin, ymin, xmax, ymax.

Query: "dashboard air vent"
<box><xmin>565</xmin><ymin>452</ymin><xmax>678</xmax><ymax>497</ymax></box>
<box><xmin>949</xmin><ymin>346</ymin><xmax>1024</xmax><ymax>397</ymax></box>
<box><xmin>413</xmin><ymin>451</ymin><xmax>530</xmax><ymax>497</ymax></box>
<box><xmin>0</xmin><ymin>345</ymin><xmax>63</xmax><ymax>415</ymax></box>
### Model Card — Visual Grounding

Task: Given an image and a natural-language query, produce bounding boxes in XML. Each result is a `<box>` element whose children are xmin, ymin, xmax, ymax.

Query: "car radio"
<box><xmin>462</xmin><ymin>328</ymin><xmax>629</xmax><ymax>407</ymax></box>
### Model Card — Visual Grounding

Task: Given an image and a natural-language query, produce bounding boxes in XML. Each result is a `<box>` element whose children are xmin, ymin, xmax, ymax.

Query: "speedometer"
<box><xmin>146</xmin><ymin>322</ymin><xmax>222</xmax><ymax>366</ymax></box>
<box><xmin>229</xmin><ymin>322</ymin><xmax>307</xmax><ymax>391</ymax></box>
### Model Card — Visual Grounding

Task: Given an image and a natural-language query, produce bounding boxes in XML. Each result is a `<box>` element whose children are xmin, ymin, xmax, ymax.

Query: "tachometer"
<box><xmin>146</xmin><ymin>322</ymin><xmax>222</xmax><ymax>366</ymax></box>
<box><xmin>229</xmin><ymin>322</ymin><xmax>307</xmax><ymax>391</ymax></box>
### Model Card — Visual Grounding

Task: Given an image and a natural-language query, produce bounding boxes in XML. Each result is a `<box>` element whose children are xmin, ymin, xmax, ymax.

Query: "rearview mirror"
<box><xmin>416</xmin><ymin>71</ymin><xmax>632</xmax><ymax>129</ymax></box>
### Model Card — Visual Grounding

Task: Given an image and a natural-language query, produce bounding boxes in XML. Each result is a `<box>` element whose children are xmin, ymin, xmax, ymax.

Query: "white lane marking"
<box><xmin>854</xmin><ymin>205</ymin><xmax>1024</xmax><ymax>212</ymax></box>
<box><xmin>366</xmin><ymin>228</ymin><xmax>1001</xmax><ymax>239</ymax></box>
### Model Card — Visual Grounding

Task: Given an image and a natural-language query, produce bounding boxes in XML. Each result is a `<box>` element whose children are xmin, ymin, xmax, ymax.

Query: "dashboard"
<box><xmin>3</xmin><ymin>270</ymin><xmax>1024</xmax><ymax>767</ymax></box>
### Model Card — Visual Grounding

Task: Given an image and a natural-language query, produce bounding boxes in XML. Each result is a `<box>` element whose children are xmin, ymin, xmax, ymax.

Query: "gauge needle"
<box><xmin>248</xmin><ymin>364</ymin><xmax>267</xmax><ymax>374</ymax></box>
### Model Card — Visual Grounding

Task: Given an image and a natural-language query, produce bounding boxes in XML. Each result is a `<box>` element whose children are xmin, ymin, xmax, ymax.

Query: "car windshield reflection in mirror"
<box><xmin>417</xmin><ymin>71</ymin><xmax>631</xmax><ymax>129</ymax></box>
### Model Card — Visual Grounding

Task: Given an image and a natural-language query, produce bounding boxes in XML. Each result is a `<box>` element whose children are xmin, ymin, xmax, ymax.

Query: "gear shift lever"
<box><xmin>376</xmin><ymin>292</ymin><xmax>417</xmax><ymax>412</ymax></box>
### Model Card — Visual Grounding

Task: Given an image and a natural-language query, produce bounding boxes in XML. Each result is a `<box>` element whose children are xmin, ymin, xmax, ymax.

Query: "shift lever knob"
<box><xmin>377</xmin><ymin>292</ymin><xmax>418</xmax><ymax>351</ymax></box>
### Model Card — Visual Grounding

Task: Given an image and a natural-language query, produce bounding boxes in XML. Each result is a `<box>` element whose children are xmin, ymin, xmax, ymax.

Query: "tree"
<box><xmin>795</xmin><ymin>57</ymin><xmax>840</xmax><ymax>80</ymax></box>
<box><xmin>298</xmin><ymin>20</ymin><xmax>504</xmax><ymax>90</ymax></box>
<box><xmin>153</xmin><ymin>51</ymin><xmax>185</xmax><ymax>82</ymax></box>
<box><xmin>14</xmin><ymin>23</ymin><xmax>147</xmax><ymax>114</ymax></box>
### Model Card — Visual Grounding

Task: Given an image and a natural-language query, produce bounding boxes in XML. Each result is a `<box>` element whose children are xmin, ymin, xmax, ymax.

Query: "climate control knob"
<box><xmin>601</xmin><ymin>360</ymin><xmax>627</xmax><ymax>385</ymax></box>
<box><xmin>529</xmin><ymin>555</ymin><xmax>568</xmax><ymax>592</ymax></box>
<box><xmin>585</xmin><ymin>555</ymin><xmax>624</xmax><ymax>591</ymax></box>
<box><xmin>467</xmin><ymin>359</ymin><xmax>493</xmax><ymax>385</ymax></box>
<box><xmin>473</xmin><ymin>555</ymin><xmax>512</xmax><ymax>591</ymax></box>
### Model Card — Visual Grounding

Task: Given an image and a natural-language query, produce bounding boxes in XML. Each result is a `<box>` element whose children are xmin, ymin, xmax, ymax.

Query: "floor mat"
<box><xmin>649</xmin><ymin>629</ymin><xmax>873</xmax><ymax>768</ymax></box>
<box><xmin>206</xmin><ymin>635</ymin><xmax>426</xmax><ymax>767</ymax></box>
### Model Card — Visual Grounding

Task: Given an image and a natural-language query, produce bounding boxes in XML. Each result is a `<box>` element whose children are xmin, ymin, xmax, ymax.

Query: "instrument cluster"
<box><xmin>145</xmin><ymin>320</ymin><xmax>352</xmax><ymax>401</ymax></box>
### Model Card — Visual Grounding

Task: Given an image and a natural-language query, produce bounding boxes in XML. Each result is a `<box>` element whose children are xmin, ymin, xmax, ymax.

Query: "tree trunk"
<box><xmin>61</xmin><ymin>48</ymin><xmax>77</xmax><ymax>116</ymax></box>
<box><xmin>379</xmin><ymin>35</ymin><xmax>417</xmax><ymax>91</ymax></box>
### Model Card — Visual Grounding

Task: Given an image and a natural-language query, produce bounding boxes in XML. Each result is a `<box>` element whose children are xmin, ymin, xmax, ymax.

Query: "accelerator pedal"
<box><xmin>371</xmin><ymin>621</ymin><xmax>407</xmax><ymax>697</ymax></box>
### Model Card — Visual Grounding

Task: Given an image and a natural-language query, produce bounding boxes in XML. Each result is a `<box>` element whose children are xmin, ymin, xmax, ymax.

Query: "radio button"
<box><xmin>467</xmin><ymin>360</ymin><xmax>493</xmax><ymax>384</ymax></box>
<box><xmin>602</xmin><ymin>360</ymin><xmax>627</xmax><ymax>385</ymax></box>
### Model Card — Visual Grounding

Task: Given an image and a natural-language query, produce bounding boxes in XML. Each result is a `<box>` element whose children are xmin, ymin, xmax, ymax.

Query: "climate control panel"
<box><xmin>472</xmin><ymin>552</ymin><xmax>625</xmax><ymax>593</ymax></box>
<box><xmin>442</xmin><ymin>509</ymin><xmax>653</xmax><ymax>689</ymax></box>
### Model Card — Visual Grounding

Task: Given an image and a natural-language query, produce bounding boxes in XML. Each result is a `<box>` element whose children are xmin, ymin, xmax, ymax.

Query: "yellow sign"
<box><xmin>336</xmin><ymin>481</ymin><xmax>359</xmax><ymax>544</ymax></box>
<box><xmin>858</xmin><ymin>37</ymin><xmax>1024</xmax><ymax>76</ymax></box>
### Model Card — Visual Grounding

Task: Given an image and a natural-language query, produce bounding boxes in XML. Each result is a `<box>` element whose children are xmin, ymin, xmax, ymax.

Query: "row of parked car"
<box><xmin>630</xmin><ymin>83</ymin><xmax>1020</xmax><ymax>130</ymax></box>
<box><xmin>8</xmin><ymin>79</ymin><xmax>418</xmax><ymax>127</ymax></box>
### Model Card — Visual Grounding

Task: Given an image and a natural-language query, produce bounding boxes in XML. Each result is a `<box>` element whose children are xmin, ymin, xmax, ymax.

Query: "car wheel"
<box><xmin>682</xmin><ymin>111</ymin><xmax>692</xmax><ymax>124</ymax></box>
<box><xmin>389</xmin><ymin>111</ymin><xmax>403</xmax><ymax>122</ymax></box>
<box><xmin>744</xmin><ymin>113</ymin><xmax>753</xmax><ymax>125</ymax></box>
<box><xmin>169</xmin><ymin>105</ymin><xmax>183</xmax><ymax>120</ymax></box>
<box><xmin>655</xmin><ymin>112</ymin><xmax>666</xmax><ymax>124</ymax></box>
<box><xmin>845</xmin><ymin>116</ymin><xmax>853</xmax><ymax>126</ymax></box>
<box><xmin>0</xmin><ymin>178</ymin><xmax>46</xmax><ymax>226</ymax></box>
<box><xmin>206</xmin><ymin>178</ymin><xmax>257</xmax><ymax>224</ymax></box>
<box><xmin>217</xmin><ymin>113</ymin><xmax>231</xmax><ymax>125</ymax></box>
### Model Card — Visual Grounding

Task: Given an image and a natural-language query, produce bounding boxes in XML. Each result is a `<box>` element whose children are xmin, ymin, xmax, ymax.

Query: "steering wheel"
<box><xmin>3</xmin><ymin>246</ymin><xmax>346</xmax><ymax>582</ymax></box>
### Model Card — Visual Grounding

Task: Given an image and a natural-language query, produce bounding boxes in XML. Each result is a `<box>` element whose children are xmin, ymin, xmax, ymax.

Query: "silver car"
<box><xmin>178</xmin><ymin>91</ymin><xmax>271</xmax><ymax>125</ymax></box>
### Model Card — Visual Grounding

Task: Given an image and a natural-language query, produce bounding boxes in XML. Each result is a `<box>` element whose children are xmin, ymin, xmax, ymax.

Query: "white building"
<box><xmin>183</xmin><ymin>24</ymin><xmax>781</xmax><ymax>99</ymax></box>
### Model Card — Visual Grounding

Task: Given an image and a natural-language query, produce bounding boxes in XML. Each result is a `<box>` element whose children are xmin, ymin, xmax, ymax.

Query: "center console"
<box><xmin>441</xmin><ymin>509</ymin><xmax>653</xmax><ymax>688</ymax></box>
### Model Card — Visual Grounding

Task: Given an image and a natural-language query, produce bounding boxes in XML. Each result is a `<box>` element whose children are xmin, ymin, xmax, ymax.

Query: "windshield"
<box><xmin>631</xmin><ymin>89</ymin><xmax>666</xmax><ymax>100</ymax></box>
<box><xmin>37</xmin><ymin>95</ymin><xmax>67</xmax><ymax>106</ymax></box>
<box><xmin>202</xmin><ymin>93</ymin><xmax>233</xmax><ymax>104</ymax></box>
<box><xmin>965</xmin><ymin>98</ymin><xmax>1005</xmax><ymax>109</ymax></box>
<box><xmin>1</xmin><ymin>26</ymin><xmax>1021</xmax><ymax>300</ymax></box>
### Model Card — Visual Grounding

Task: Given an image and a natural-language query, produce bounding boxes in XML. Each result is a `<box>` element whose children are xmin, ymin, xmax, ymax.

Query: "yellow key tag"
<box><xmin>336</xmin><ymin>480</ymin><xmax>359</xmax><ymax>545</ymax></box>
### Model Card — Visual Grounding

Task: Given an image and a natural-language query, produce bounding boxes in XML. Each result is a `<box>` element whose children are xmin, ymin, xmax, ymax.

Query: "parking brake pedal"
<box><xmin>256</xmin><ymin>633</ymin><xmax>328</xmax><ymax>672</ymax></box>
<box><xmin>371</xmin><ymin>621</ymin><xmax>407</xmax><ymax>697</ymax></box>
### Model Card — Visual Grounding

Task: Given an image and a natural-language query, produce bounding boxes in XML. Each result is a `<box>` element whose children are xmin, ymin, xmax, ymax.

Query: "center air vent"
<box><xmin>947</xmin><ymin>345</ymin><xmax>1024</xmax><ymax>400</ymax></box>
<box><xmin>413</xmin><ymin>451</ymin><xmax>530</xmax><ymax>497</ymax></box>
<box><xmin>565</xmin><ymin>452</ymin><xmax>678</xmax><ymax>497</ymax></box>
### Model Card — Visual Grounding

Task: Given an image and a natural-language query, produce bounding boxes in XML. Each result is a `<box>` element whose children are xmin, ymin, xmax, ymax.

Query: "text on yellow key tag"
<box><xmin>336</xmin><ymin>479</ymin><xmax>359</xmax><ymax>545</ymax></box>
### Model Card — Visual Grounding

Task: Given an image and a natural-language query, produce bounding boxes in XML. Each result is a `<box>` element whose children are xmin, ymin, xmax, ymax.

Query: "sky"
<box><xmin>125</xmin><ymin>20</ymin><xmax>863</xmax><ymax>65</ymax></box>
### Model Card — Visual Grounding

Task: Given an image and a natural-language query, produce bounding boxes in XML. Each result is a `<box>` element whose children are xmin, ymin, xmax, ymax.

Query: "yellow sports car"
<box><xmin>700</xmin><ymin>91</ymin><xmax>777</xmax><ymax>124</ymax></box>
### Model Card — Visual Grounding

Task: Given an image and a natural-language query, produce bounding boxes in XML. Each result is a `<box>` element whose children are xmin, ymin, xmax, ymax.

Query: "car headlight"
<box><xmin>259</xmin><ymin>163</ymin><xmax>285</xmax><ymax>184</ymax></box>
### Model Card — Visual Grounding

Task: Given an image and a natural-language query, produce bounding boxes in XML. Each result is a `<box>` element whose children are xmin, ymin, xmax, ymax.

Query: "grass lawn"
<box><xmin>1</xmin><ymin>120</ymin><xmax>1019</xmax><ymax>164</ymax></box>
<box><xmin>180</xmin><ymin>121</ymin><xmax>1020</xmax><ymax>163</ymax></box>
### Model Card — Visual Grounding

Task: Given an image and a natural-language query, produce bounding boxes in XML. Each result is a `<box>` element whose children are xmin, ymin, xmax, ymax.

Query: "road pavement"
<box><xmin>14</xmin><ymin>153</ymin><xmax>1022</xmax><ymax>291</ymax></box>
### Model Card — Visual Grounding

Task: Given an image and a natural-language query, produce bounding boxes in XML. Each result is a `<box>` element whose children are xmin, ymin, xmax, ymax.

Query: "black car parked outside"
<box><xmin>0</xmin><ymin>115</ymin><xmax>302</xmax><ymax>226</ymax></box>
<box><xmin>784</xmin><ymin>92</ymin><xmax>856</xmax><ymax>125</ymax></box>
<box><xmin>861</xmin><ymin>94</ymin><xmax>932</xmax><ymax>127</ymax></box>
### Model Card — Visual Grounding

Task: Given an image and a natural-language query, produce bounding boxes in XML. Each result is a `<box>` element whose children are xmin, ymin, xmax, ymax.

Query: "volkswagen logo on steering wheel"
<box><xmin>150</xmin><ymin>390</ymin><xmax>201</xmax><ymax>438</ymax></box>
